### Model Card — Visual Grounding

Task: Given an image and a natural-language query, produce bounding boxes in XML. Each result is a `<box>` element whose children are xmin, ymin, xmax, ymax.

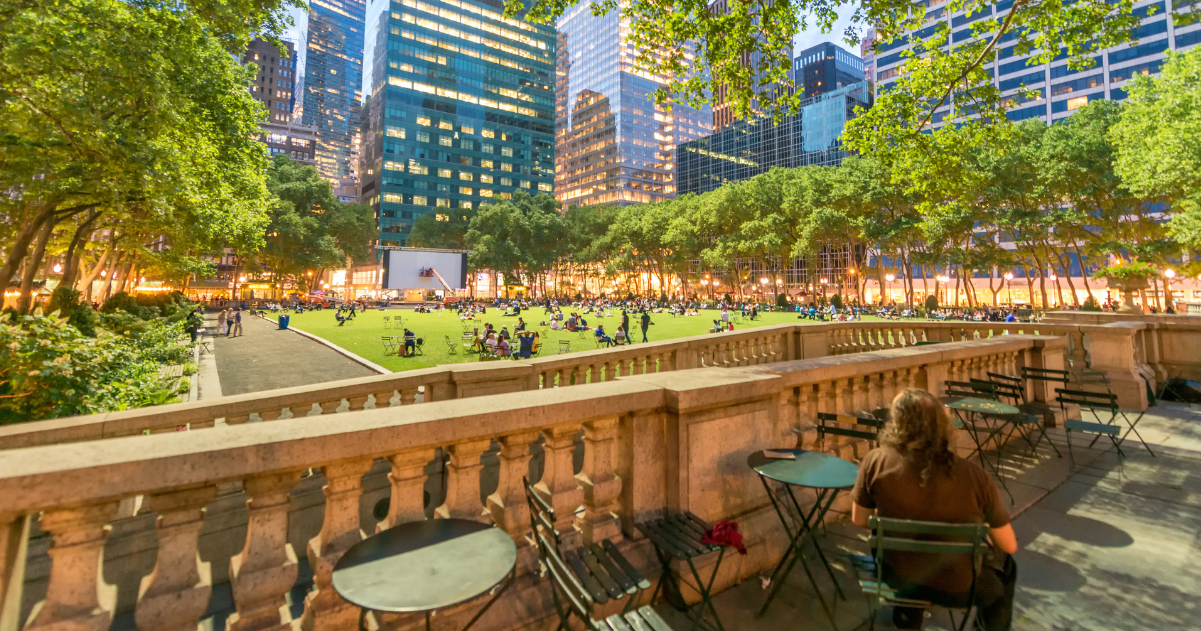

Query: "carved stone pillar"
<box><xmin>228</xmin><ymin>471</ymin><xmax>301</xmax><ymax>631</ymax></box>
<box><xmin>436</xmin><ymin>439</ymin><xmax>492</xmax><ymax>520</ymax></box>
<box><xmin>538</xmin><ymin>425</ymin><xmax>583</xmax><ymax>549</ymax></box>
<box><xmin>372</xmin><ymin>389</ymin><xmax>395</xmax><ymax>408</ymax></box>
<box><xmin>136</xmin><ymin>486</ymin><xmax>218</xmax><ymax>631</ymax></box>
<box><xmin>487</xmin><ymin>431</ymin><xmax>540</xmax><ymax>574</ymax></box>
<box><xmin>579</xmin><ymin>417</ymin><xmax>621</xmax><ymax>544</ymax></box>
<box><xmin>301</xmin><ymin>458</ymin><xmax>373</xmax><ymax>631</ymax></box>
<box><xmin>346</xmin><ymin>395</ymin><xmax>371</xmax><ymax>411</ymax></box>
<box><xmin>25</xmin><ymin>501</ymin><xmax>119</xmax><ymax>631</ymax></box>
<box><xmin>380</xmin><ymin>449</ymin><xmax>435</xmax><ymax>531</ymax></box>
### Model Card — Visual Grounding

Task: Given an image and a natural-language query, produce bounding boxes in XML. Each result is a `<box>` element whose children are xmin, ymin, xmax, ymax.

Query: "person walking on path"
<box><xmin>185</xmin><ymin>308</ymin><xmax>204</xmax><ymax>343</ymax></box>
<box><xmin>621</xmin><ymin>310</ymin><xmax>631</xmax><ymax>343</ymax></box>
<box><xmin>231</xmin><ymin>308</ymin><xmax>244</xmax><ymax>337</ymax></box>
<box><xmin>217</xmin><ymin>309</ymin><xmax>227</xmax><ymax>337</ymax></box>
<box><xmin>639</xmin><ymin>310</ymin><xmax>653</xmax><ymax>343</ymax></box>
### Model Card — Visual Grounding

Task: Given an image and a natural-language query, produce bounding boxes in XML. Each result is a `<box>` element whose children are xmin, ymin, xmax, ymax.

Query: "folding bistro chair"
<box><xmin>522</xmin><ymin>478</ymin><xmax>668</xmax><ymax>631</ymax></box>
<box><xmin>382</xmin><ymin>315</ymin><xmax>391</xmax><ymax>329</ymax></box>
<box><xmin>559</xmin><ymin>340</ymin><xmax>572</xmax><ymax>354</ymax></box>
<box><xmin>462</xmin><ymin>332</ymin><xmax>478</xmax><ymax>353</ymax></box>
<box><xmin>850</xmin><ymin>517</ymin><xmax>991</xmax><ymax>631</ymax></box>
<box><xmin>636</xmin><ymin>513</ymin><xmax>729</xmax><ymax>631</ymax></box>
<box><xmin>944</xmin><ymin>381</ymin><xmax>1013</xmax><ymax>501</ymax></box>
<box><xmin>380</xmin><ymin>336</ymin><xmax>398</xmax><ymax>355</ymax></box>
<box><xmin>445</xmin><ymin>335</ymin><xmax>457</xmax><ymax>355</ymax></box>
<box><xmin>815</xmin><ymin>412</ymin><xmax>883</xmax><ymax>460</ymax></box>
<box><xmin>1055</xmin><ymin>387</ymin><xmax>1149</xmax><ymax>461</ymax></box>
<box><xmin>975</xmin><ymin>376</ymin><xmax>1061</xmax><ymax>458</ymax></box>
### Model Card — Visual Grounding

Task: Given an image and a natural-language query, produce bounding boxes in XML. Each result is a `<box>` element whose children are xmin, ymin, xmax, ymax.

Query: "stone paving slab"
<box><xmin>206</xmin><ymin>310</ymin><xmax>377</xmax><ymax>396</ymax></box>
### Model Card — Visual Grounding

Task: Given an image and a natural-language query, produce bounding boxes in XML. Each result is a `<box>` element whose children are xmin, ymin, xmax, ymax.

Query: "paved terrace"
<box><xmin>668</xmin><ymin>402</ymin><xmax>1201</xmax><ymax>630</ymax></box>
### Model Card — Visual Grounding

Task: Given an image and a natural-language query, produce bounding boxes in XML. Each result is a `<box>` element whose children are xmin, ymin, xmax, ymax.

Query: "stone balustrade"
<box><xmin>2</xmin><ymin>318</ymin><xmax>1156</xmax><ymax>451</ymax></box>
<box><xmin>0</xmin><ymin>335</ymin><xmax>1065</xmax><ymax>631</ymax></box>
<box><xmin>1043</xmin><ymin>310</ymin><xmax>1201</xmax><ymax>384</ymax></box>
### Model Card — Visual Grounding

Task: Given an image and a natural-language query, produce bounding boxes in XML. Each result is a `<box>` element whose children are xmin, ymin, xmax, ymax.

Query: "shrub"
<box><xmin>1081</xmin><ymin>295</ymin><xmax>1102</xmax><ymax>312</ymax></box>
<box><xmin>776</xmin><ymin>293</ymin><xmax>788</xmax><ymax>309</ymax></box>
<box><xmin>831</xmin><ymin>294</ymin><xmax>843</xmax><ymax>310</ymax></box>
<box><xmin>924</xmin><ymin>294</ymin><xmax>939</xmax><ymax>312</ymax></box>
<box><xmin>47</xmin><ymin>286</ymin><xmax>98</xmax><ymax>336</ymax></box>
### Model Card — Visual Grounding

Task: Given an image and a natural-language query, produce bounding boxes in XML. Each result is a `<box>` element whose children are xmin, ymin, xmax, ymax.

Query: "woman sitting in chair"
<box><xmin>851</xmin><ymin>389</ymin><xmax>1018</xmax><ymax>631</ymax></box>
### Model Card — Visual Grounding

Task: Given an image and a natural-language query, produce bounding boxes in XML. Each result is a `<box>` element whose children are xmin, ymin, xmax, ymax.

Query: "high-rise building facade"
<box><xmin>554</xmin><ymin>3</ymin><xmax>712</xmax><ymax>207</ymax></box>
<box><xmin>357</xmin><ymin>0</ymin><xmax>556</xmax><ymax>246</ymax></box>
<box><xmin>860</xmin><ymin>28</ymin><xmax>877</xmax><ymax>83</ymax></box>
<box><xmin>676</xmin><ymin>81</ymin><xmax>873</xmax><ymax>195</ymax></box>
<box><xmin>873</xmin><ymin>0</ymin><xmax>1200</xmax><ymax>125</ymax></box>
<box><xmin>242</xmin><ymin>38</ymin><xmax>318</xmax><ymax>165</ymax></box>
<box><xmin>298</xmin><ymin>0</ymin><xmax>367</xmax><ymax>181</ymax></box>
<box><xmin>706</xmin><ymin>0</ymin><xmax>795</xmax><ymax>131</ymax></box>
<box><xmin>795</xmin><ymin>42</ymin><xmax>865</xmax><ymax>99</ymax></box>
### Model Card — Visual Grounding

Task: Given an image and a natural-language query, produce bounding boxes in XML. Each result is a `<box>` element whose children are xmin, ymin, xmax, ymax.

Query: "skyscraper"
<box><xmin>554</xmin><ymin>2</ymin><xmax>712</xmax><ymax>207</ymax></box>
<box><xmin>794</xmin><ymin>42</ymin><xmax>865</xmax><ymax>99</ymax></box>
<box><xmin>298</xmin><ymin>0</ymin><xmax>367</xmax><ymax>181</ymax></box>
<box><xmin>860</xmin><ymin>28</ymin><xmax>877</xmax><ymax>83</ymax></box>
<box><xmin>707</xmin><ymin>0</ymin><xmax>795</xmax><ymax>131</ymax></box>
<box><xmin>873</xmin><ymin>0</ymin><xmax>1199</xmax><ymax>125</ymax></box>
<box><xmin>357</xmin><ymin>0</ymin><xmax>556</xmax><ymax>246</ymax></box>
<box><xmin>242</xmin><ymin>38</ymin><xmax>318</xmax><ymax>166</ymax></box>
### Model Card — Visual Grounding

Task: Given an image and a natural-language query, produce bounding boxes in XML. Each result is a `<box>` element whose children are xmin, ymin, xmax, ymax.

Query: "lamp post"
<box><xmin>884</xmin><ymin>273</ymin><xmax>895</xmax><ymax>304</ymax></box>
<box><xmin>759</xmin><ymin>277</ymin><xmax>769</xmax><ymax>302</ymax></box>
<box><xmin>819</xmin><ymin>278</ymin><xmax>828</xmax><ymax>302</ymax></box>
<box><xmin>1048</xmin><ymin>272</ymin><xmax>1058</xmax><ymax>307</ymax></box>
<box><xmin>1003</xmin><ymin>272</ymin><xmax>1014</xmax><ymax>306</ymax></box>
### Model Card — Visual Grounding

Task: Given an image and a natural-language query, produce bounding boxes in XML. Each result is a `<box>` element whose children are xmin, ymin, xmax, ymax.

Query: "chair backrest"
<box><xmin>973</xmin><ymin>377</ymin><xmax>1022</xmax><ymax>405</ymax></box>
<box><xmin>816</xmin><ymin>412</ymin><xmax>883</xmax><ymax>446</ymax></box>
<box><xmin>523</xmin><ymin>478</ymin><xmax>596</xmax><ymax>624</ymax></box>
<box><xmin>944</xmin><ymin>380</ymin><xmax>997</xmax><ymax>401</ymax></box>
<box><xmin>868</xmin><ymin>516</ymin><xmax>989</xmax><ymax>607</ymax></box>
<box><xmin>1055</xmin><ymin>387</ymin><xmax>1118</xmax><ymax>412</ymax></box>
<box><xmin>1022</xmin><ymin>366</ymin><xmax>1070</xmax><ymax>389</ymax></box>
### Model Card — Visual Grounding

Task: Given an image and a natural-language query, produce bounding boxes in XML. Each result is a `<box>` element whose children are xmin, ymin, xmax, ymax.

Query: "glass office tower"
<box><xmin>298</xmin><ymin>0</ymin><xmax>367</xmax><ymax>181</ymax></box>
<box><xmin>554</xmin><ymin>2</ymin><xmax>712</xmax><ymax>207</ymax></box>
<box><xmin>358</xmin><ymin>0</ymin><xmax>556</xmax><ymax>246</ymax></box>
<box><xmin>676</xmin><ymin>82</ymin><xmax>873</xmax><ymax>195</ymax></box>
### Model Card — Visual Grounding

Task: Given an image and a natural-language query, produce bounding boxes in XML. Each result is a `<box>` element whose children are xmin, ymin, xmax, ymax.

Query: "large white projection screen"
<box><xmin>382</xmin><ymin>248</ymin><xmax>468</xmax><ymax>291</ymax></box>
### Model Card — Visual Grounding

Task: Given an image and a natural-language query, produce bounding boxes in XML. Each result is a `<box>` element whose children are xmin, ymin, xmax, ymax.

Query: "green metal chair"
<box><xmin>1055</xmin><ymin>388</ymin><xmax>1144</xmax><ymax>472</ymax></box>
<box><xmin>850</xmin><ymin>516</ymin><xmax>991</xmax><ymax>631</ymax></box>
<box><xmin>522</xmin><ymin>478</ymin><xmax>665</xmax><ymax>631</ymax></box>
<box><xmin>975</xmin><ymin>375</ymin><xmax>1061</xmax><ymax>458</ymax></box>
<box><xmin>815</xmin><ymin>412</ymin><xmax>884</xmax><ymax>459</ymax></box>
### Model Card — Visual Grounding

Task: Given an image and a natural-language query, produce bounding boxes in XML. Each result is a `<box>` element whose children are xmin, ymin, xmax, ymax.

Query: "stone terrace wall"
<box><xmin>0</xmin><ymin>335</ymin><xmax>1065</xmax><ymax>631</ymax></box>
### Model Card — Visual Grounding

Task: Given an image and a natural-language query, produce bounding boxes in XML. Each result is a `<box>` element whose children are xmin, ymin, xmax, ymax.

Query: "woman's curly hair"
<box><xmin>881</xmin><ymin>389</ymin><xmax>956</xmax><ymax>486</ymax></box>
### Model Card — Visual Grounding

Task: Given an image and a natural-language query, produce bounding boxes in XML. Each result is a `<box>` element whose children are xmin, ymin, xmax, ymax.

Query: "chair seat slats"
<box><xmin>566</xmin><ymin>548</ymin><xmax>610</xmax><ymax>605</ymax></box>
<box><xmin>589</xmin><ymin>543</ymin><xmax>637</xmax><ymax>594</ymax></box>
<box><xmin>637</xmin><ymin>605</ymin><xmax>674</xmax><ymax>631</ymax></box>
<box><xmin>579</xmin><ymin>546</ymin><xmax>624</xmax><ymax>599</ymax></box>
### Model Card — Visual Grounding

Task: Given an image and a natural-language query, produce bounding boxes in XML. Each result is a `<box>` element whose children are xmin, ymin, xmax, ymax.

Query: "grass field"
<box><xmin>266</xmin><ymin>307</ymin><xmax>870</xmax><ymax>372</ymax></box>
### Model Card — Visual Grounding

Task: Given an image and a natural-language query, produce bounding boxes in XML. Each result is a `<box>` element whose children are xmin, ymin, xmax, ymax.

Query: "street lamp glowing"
<box><xmin>1165</xmin><ymin>269</ymin><xmax>1176</xmax><ymax>279</ymax></box>
<box><xmin>1048</xmin><ymin>273</ymin><xmax>1057</xmax><ymax>281</ymax></box>
<box><xmin>848</xmin><ymin>268</ymin><xmax>856</xmax><ymax>274</ymax></box>
<box><xmin>701</xmin><ymin>280</ymin><xmax>709</xmax><ymax>286</ymax></box>
<box><xmin>820</xmin><ymin>278</ymin><xmax>828</xmax><ymax>285</ymax></box>
<box><xmin>52</xmin><ymin>263</ymin><xmax>62</xmax><ymax>273</ymax></box>
<box><xmin>1003</xmin><ymin>272</ymin><xmax>1014</xmax><ymax>281</ymax></box>
<box><xmin>760</xmin><ymin>278</ymin><xmax>768</xmax><ymax>285</ymax></box>
<box><xmin>885</xmin><ymin>274</ymin><xmax>895</xmax><ymax>282</ymax></box>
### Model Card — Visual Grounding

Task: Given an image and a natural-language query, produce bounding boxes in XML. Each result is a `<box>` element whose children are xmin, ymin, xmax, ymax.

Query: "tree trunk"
<box><xmin>99</xmin><ymin>252</ymin><xmax>122</xmax><ymax>303</ymax></box>
<box><xmin>17</xmin><ymin>218</ymin><xmax>56</xmax><ymax>313</ymax></box>
<box><xmin>0</xmin><ymin>204</ymin><xmax>57</xmax><ymax>295</ymax></box>
<box><xmin>1073</xmin><ymin>243</ymin><xmax>1096</xmax><ymax>304</ymax></box>
<box><xmin>60</xmin><ymin>210</ymin><xmax>102</xmax><ymax>288</ymax></box>
<box><xmin>79</xmin><ymin>240</ymin><xmax>114</xmax><ymax>301</ymax></box>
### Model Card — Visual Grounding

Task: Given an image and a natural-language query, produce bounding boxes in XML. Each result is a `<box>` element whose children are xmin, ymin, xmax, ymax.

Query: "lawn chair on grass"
<box><xmin>445</xmin><ymin>335</ymin><xmax>457</xmax><ymax>354</ymax></box>
<box><xmin>381</xmin><ymin>336</ymin><xmax>397</xmax><ymax>356</ymax></box>
<box><xmin>851</xmin><ymin>517</ymin><xmax>991</xmax><ymax>631</ymax></box>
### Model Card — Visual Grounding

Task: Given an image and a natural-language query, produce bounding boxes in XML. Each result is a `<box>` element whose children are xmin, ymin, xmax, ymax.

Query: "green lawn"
<box><xmin>267</xmin><ymin>307</ymin><xmax>873</xmax><ymax>372</ymax></box>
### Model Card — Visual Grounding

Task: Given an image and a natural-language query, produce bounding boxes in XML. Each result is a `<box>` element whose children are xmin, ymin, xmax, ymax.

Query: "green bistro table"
<box><xmin>748</xmin><ymin>449</ymin><xmax>860</xmax><ymax>628</ymax></box>
<box><xmin>332</xmin><ymin>519</ymin><xmax>517</xmax><ymax>631</ymax></box>
<box><xmin>943</xmin><ymin>397</ymin><xmax>1018</xmax><ymax>504</ymax></box>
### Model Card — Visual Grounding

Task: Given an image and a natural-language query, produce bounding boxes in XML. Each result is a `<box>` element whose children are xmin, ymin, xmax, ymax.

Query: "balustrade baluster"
<box><xmin>26</xmin><ymin>501</ymin><xmax>119</xmax><ymax>631</ymax></box>
<box><xmin>258</xmin><ymin>409</ymin><xmax>283</xmax><ymax>422</ymax></box>
<box><xmin>346</xmin><ymin>395</ymin><xmax>370</xmax><ymax>411</ymax></box>
<box><xmin>579</xmin><ymin>417</ymin><xmax>621</xmax><ymax>544</ymax></box>
<box><xmin>373</xmin><ymin>389</ymin><xmax>395</xmax><ymax>408</ymax></box>
<box><xmin>135</xmin><ymin>486</ymin><xmax>218</xmax><ymax>631</ymax></box>
<box><xmin>301</xmin><ymin>458</ymin><xmax>373</xmax><ymax>631</ymax></box>
<box><xmin>228</xmin><ymin>471</ymin><xmax>301</xmax><ymax>631</ymax></box>
<box><xmin>437</xmin><ymin>439</ymin><xmax>492</xmax><ymax>520</ymax></box>
<box><xmin>318</xmin><ymin>400</ymin><xmax>341</xmax><ymax>415</ymax></box>
<box><xmin>834</xmin><ymin>378</ymin><xmax>851</xmax><ymax>414</ymax></box>
<box><xmin>851</xmin><ymin>376</ymin><xmax>867</xmax><ymax>413</ymax></box>
<box><xmin>539</xmin><ymin>425</ymin><xmax>583</xmax><ymax>548</ymax></box>
<box><xmin>487</xmin><ymin>430</ymin><xmax>540</xmax><ymax>572</ymax></box>
<box><xmin>400</xmin><ymin>387</ymin><xmax>420</xmax><ymax>405</ymax></box>
<box><xmin>380</xmin><ymin>449</ymin><xmax>436</xmax><ymax>531</ymax></box>
<box><xmin>226</xmin><ymin>414</ymin><xmax>251</xmax><ymax>426</ymax></box>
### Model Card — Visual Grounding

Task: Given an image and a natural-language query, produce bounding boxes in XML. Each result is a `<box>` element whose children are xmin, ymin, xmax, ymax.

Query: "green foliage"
<box><xmin>924</xmin><ymin>294</ymin><xmax>939</xmax><ymax>312</ymax></box>
<box><xmin>831</xmin><ymin>294</ymin><xmax>843</xmax><ymax>310</ymax></box>
<box><xmin>776</xmin><ymin>293</ymin><xmax>788</xmax><ymax>309</ymax></box>
<box><xmin>1081</xmin><ymin>295</ymin><xmax>1102</xmax><ymax>311</ymax></box>
<box><xmin>47</xmin><ymin>286</ymin><xmax>99</xmax><ymax>337</ymax></box>
<box><xmin>0</xmin><ymin>313</ymin><xmax>180</xmax><ymax>423</ymax></box>
<box><xmin>1111</xmin><ymin>47</ymin><xmax>1201</xmax><ymax>248</ymax></box>
<box><xmin>1097</xmin><ymin>260</ymin><xmax>1160</xmax><ymax>282</ymax></box>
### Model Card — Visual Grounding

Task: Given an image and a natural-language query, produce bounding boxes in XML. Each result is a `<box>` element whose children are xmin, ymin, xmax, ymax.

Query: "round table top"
<box><xmin>747</xmin><ymin>449</ymin><xmax>859</xmax><ymax>489</ymax></box>
<box><xmin>943</xmin><ymin>397</ymin><xmax>1018</xmax><ymax>416</ymax></box>
<box><xmin>332</xmin><ymin>518</ymin><xmax>517</xmax><ymax>614</ymax></box>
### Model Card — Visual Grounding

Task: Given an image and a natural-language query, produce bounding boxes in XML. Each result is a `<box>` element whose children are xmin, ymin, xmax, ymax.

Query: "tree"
<box><xmin>0</xmin><ymin>0</ymin><xmax>286</xmax><ymax>308</ymax></box>
<box><xmin>465</xmin><ymin>192</ymin><xmax>564</xmax><ymax>297</ymax></box>
<box><xmin>1112</xmin><ymin>47</ymin><xmax>1201</xmax><ymax>248</ymax></box>
<box><xmin>254</xmin><ymin>156</ymin><xmax>376</xmax><ymax>296</ymax></box>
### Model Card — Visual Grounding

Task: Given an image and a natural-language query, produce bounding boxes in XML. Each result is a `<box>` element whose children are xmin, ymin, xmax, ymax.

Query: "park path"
<box><xmin>204</xmin><ymin>310</ymin><xmax>378</xmax><ymax>396</ymax></box>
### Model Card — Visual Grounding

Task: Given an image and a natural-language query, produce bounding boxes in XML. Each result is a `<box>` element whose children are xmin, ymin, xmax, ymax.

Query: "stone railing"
<box><xmin>1043</xmin><ymin>310</ymin><xmax>1201</xmax><ymax>384</ymax></box>
<box><xmin>2</xmin><ymin>318</ymin><xmax>1154</xmax><ymax>451</ymax></box>
<box><xmin>0</xmin><ymin>335</ymin><xmax>1065</xmax><ymax>631</ymax></box>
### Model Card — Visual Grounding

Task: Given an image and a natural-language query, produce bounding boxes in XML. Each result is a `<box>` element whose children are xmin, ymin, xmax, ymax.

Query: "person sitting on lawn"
<box><xmin>517</xmin><ymin>331</ymin><xmax>536</xmax><ymax>358</ymax></box>
<box><xmin>485</xmin><ymin>332</ymin><xmax>499</xmax><ymax>354</ymax></box>
<box><xmin>499</xmin><ymin>325</ymin><xmax>511</xmax><ymax>341</ymax></box>
<box><xmin>549</xmin><ymin>319</ymin><xmax>562</xmax><ymax>331</ymax></box>
<box><xmin>613</xmin><ymin>325</ymin><xmax>628</xmax><ymax>345</ymax></box>
<box><xmin>497</xmin><ymin>336</ymin><xmax>511</xmax><ymax>357</ymax></box>
<box><xmin>565</xmin><ymin>314</ymin><xmax>578</xmax><ymax>332</ymax></box>
<box><xmin>594</xmin><ymin>325</ymin><xmax>613</xmax><ymax>347</ymax></box>
<box><xmin>403</xmin><ymin>328</ymin><xmax>418</xmax><ymax>356</ymax></box>
<box><xmin>515</xmin><ymin>317</ymin><xmax>526</xmax><ymax>332</ymax></box>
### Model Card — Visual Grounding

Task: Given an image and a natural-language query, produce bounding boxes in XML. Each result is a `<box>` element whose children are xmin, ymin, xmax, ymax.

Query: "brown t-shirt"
<box><xmin>850</xmin><ymin>446</ymin><xmax>1010</xmax><ymax>594</ymax></box>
